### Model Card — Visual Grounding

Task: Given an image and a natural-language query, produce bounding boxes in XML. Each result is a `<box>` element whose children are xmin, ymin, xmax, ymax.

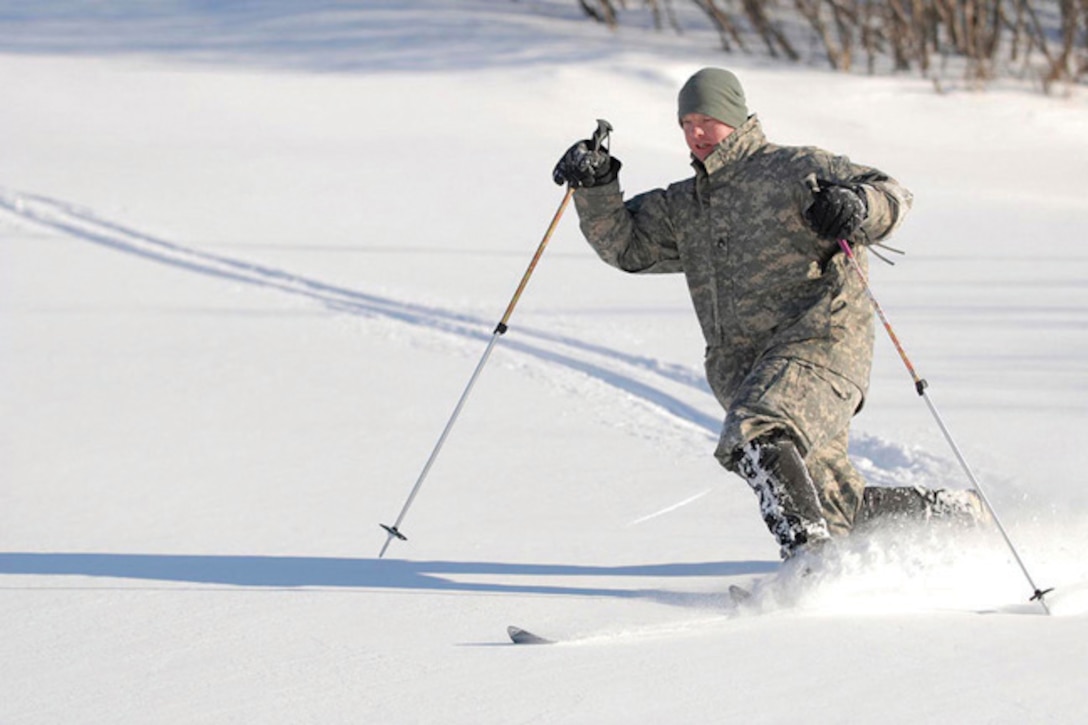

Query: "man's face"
<box><xmin>681</xmin><ymin>113</ymin><xmax>735</xmax><ymax>161</ymax></box>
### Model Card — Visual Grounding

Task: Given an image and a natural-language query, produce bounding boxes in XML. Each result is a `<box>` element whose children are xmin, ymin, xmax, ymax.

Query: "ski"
<box><xmin>507</xmin><ymin>625</ymin><xmax>554</xmax><ymax>645</ymax></box>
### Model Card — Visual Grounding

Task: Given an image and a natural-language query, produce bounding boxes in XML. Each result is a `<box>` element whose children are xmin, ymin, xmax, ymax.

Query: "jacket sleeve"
<box><xmin>829</xmin><ymin>157</ymin><xmax>914</xmax><ymax>244</ymax></box>
<box><xmin>572</xmin><ymin>180</ymin><xmax>684</xmax><ymax>274</ymax></box>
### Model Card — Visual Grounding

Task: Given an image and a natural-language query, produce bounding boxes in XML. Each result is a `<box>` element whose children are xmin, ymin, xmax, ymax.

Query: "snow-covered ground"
<box><xmin>3</xmin><ymin>2</ymin><xmax>1087</xmax><ymax>722</ymax></box>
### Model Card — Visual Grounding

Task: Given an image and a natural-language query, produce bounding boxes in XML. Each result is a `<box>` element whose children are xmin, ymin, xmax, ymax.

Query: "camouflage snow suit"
<box><xmin>572</xmin><ymin>116</ymin><xmax>912</xmax><ymax>537</ymax></box>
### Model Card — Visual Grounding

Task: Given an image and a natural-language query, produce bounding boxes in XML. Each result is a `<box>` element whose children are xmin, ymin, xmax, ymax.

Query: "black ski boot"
<box><xmin>855</xmin><ymin>485</ymin><xmax>992</xmax><ymax>531</ymax></box>
<box><xmin>734</xmin><ymin>437</ymin><xmax>832</xmax><ymax>560</ymax></box>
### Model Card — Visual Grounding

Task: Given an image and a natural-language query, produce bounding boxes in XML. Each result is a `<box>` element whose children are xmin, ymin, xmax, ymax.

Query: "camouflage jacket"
<box><xmin>573</xmin><ymin>116</ymin><xmax>912</xmax><ymax>406</ymax></box>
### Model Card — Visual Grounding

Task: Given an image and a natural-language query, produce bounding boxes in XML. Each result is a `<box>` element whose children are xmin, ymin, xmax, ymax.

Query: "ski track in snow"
<box><xmin>0</xmin><ymin>187</ymin><xmax>953</xmax><ymax>491</ymax></box>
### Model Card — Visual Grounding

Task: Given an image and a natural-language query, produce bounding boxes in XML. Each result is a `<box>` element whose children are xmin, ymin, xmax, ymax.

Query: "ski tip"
<box><xmin>507</xmin><ymin>625</ymin><xmax>554</xmax><ymax>645</ymax></box>
<box><xmin>728</xmin><ymin>584</ymin><xmax>753</xmax><ymax>605</ymax></box>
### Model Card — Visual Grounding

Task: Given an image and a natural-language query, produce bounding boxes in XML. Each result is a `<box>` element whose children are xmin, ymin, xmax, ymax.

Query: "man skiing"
<box><xmin>553</xmin><ymin>67</ymin><xmax>981</xmax><ymax>560</ymax></box>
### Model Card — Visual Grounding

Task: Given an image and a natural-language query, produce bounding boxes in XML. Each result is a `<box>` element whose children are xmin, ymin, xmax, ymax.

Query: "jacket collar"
<box><xmin>691</xmin><ymin>114</ymin><xmax>764</xmax><ymax>177</ymax></box>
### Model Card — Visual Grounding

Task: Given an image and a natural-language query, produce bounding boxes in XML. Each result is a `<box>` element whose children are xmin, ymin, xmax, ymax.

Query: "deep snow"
<box><xmin>3</xmin><ymin>2</ymin><xmax>1088</xmax><ymax>723</ymax></box>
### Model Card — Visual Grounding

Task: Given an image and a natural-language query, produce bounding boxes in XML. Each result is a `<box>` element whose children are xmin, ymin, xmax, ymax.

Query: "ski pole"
<box><xmin>377</xmin><ymin>120</ymin><xmax>613</xmax><ymax>558</ymax></box>
<box><xmin>837</xmin><ymin>238</ymin><xmax>1053</xmax><ymax>614</ymax></box>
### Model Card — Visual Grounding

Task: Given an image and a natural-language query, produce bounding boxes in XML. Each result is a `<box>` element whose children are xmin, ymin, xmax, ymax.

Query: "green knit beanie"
<box><xmin>677</xmin><ymin>68</ymin><xmax>748</xmax><ymax>128</ymax></box>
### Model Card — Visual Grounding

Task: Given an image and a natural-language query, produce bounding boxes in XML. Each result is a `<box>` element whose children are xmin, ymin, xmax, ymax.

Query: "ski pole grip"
<box><xmin>591</xmin><ymin>118</ymin><xmax>613</xmax><ymax>153</ymax></box>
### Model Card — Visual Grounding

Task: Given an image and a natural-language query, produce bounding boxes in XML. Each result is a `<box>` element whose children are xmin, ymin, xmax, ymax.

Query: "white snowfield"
<box><xmin>3</xmin><ymin>2</ymin><xmax>1087</xmax><ymax>723</ymax></box>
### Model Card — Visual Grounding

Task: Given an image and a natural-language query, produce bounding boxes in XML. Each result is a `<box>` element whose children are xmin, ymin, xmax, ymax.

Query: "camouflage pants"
<box><xmin>709</xmin><ymin>355</ymin><xmax>866</xmax><ymax>537</ymax></box>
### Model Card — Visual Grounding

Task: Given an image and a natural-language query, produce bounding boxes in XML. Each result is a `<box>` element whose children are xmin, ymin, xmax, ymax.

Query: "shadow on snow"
<box><xmin>0</xmin><ymin>552</ymin><xmax>777</xmax><ymax>605</ymax></box>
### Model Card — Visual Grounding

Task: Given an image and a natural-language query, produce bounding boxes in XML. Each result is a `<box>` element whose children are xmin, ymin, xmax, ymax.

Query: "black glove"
<box><xmin>805</xmin><ymin>179</ymin><xmax>868</xmax><ymax>240</ymax></box>
<box><xmin>552</xmin><ymin>139</ymin><xmax>621</xmax><ymax>188</ymax></box>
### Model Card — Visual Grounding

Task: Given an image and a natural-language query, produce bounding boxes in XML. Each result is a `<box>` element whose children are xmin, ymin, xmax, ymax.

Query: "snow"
<box><xmin>2</xmin><ymin>2</ymin><xmax>1087</xmax><ymax>722</ymax></box>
